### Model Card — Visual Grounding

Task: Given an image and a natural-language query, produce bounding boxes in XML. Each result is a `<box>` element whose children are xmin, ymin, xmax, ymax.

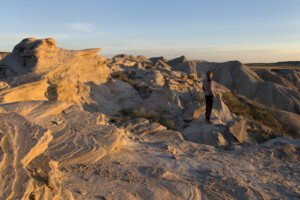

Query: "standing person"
<box><xmin>202</xmin><ymin>71</ymin><xmax>215</xmax><ymax>124</ymax></box>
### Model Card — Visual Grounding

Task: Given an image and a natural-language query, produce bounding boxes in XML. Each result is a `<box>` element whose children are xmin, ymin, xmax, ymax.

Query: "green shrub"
<box><xmin>158</xmin><ymin>116</ymin><xmax>177</xmax><ymax>131</ymax></box>
<box><xmin>222</xmin><ymin>91</ymin><xmax>286</xmax><ymax>138</ymax></box>
<box><xmin>133</xmin><ymin>82</ymin><xmax>153</xmax><ymax>99</ymax></box>
<box><xmin>222</xmin><ymin>91</ymin><xmax>251</xmax><ymax>117</ymax></box>
<box><xmin>111</xmin><ymin>71</ymin><xmax>134</xmax><ymax>86</ymax></box>
<box><xmin>194</xmin><ymin>93</ymin><xmax>205</xmax><ymax>103</ymax></box>
<box><xmin>125</xmin><ymin>70</ymin><xmax>137</xmax><ymax>79</ymax></box>
<box><xmin>116</xmin><ymin>107</ymin><xmax>177</xmax><ymax>130</ymax></box>
<box><xmin>145</xmin><ymin>65</ymin><xmax>155</xmax><ymax>70</ymax></box>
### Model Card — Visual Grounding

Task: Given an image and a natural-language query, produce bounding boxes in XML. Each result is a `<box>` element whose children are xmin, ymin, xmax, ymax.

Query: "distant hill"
<box><xmin>246</xmin><ymin>61</ymin><xmax>300</xmax><ymax>66</ymax></box>
<box><xmin>246</xmin><ymin>61</ymin><xmax>300</xmax><ymax>69</ymax></box>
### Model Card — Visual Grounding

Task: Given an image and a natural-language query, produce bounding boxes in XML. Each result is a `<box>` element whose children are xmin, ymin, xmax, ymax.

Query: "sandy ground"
<box><xmin>58</xmin><ymin>127</ymin><xmax>300</xmax><ymax>200</ymax></box>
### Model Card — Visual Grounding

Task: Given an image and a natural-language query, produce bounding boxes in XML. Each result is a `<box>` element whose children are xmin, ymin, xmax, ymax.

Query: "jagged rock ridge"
<box><xmin>0</xmin><ymin>38</ymin><xmax>299</xmax><ymax>199</ymax></box>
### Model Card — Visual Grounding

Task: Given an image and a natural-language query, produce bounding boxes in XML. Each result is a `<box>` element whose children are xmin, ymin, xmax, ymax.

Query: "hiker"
<box><xmin>202</xmin><ymin>71</ymin><xmax>215</xmax><ymax>123</ymax></box>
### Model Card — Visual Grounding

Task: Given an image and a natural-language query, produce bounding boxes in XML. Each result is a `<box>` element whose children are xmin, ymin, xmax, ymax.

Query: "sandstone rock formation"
<box><xmin>254</xmin><ymin>69</ymin><xmax>300</xmax><ymax>91</ymax></box>
<box><xmin>213</xmin><ymin>61</ymin><xmax>300</xmax><ymax>114</ymax></box>
<box><xmin>0</xmin><ymin>38</ymin><xmax>143</xmax><ymax>115</ymax></box>
<box><xmin>0</xmin><ymin>52</ymin><xmax>9</xmax><ymax>60</ymax></box>
<box><xmin>149</xmin><ymin>56</ymin><xmax>168</xmax><ymax>65</ymax></box>
<box><xmin>210</xmin><ymin>93</ymin><xmax>233</xmax><ymax>125</ymax></box>
<box><xmin>183</xmin><ymin>101</ymin><xmax>205</xmax><ymax>121</ymax></box>
<box><xmin>182</xmin><ymin>121</ymin><xmax>228</xmax><ymax>146</ymax></box>
<box><xmin>228</xmin><ymin>119</ymin><xmax>248</xmax><ymax>143</ymax></box>
<box><xmin>113</xmin><ymin>54</ymin><xmax>151</xmax><ymax>64</ymax></box>
<box><xmin>0</xmin><ymin>38</ymin><xmax>299</xmax><ymax>199</ymax></box>
<box><xmin>0</xmin><ymin>113</ymin><xmax>72</xmax><ymax>200</ymax></box>
<box><xmin>166</xmin><ymin>57</ymin><xmax>300</xmax><ymax>115</ymax></box>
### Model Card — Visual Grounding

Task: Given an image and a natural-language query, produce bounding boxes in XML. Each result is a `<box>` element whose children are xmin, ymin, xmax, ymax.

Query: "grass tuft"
<box><xmin>111</xmin><ymin>71</ymin><xmax>137</xmax><ymax>86</ymax></box>
<box><xmin>116</xmin><ymin>107</ymin><xmax>177</xmax><ymax>131</ymax></box>
<box><xmin>145</xmin><ymin>65</ymin><xmax>155</xmax><ymax>70</ymax></box>
<box><xmin>222</xmin><ymin>90</ymin><xmax>286</xmax><ymax>140</ymax></box>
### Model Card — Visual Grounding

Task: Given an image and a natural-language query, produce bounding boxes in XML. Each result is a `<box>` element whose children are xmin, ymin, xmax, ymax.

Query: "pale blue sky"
<box><xmin>1</xmin><ymin>0</ymin><xmax>300</xmax><ymax>62</ymax></box>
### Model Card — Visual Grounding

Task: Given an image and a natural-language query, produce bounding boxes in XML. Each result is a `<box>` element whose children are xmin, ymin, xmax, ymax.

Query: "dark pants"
<box><xmin>205</xmin><ymin>95</ymin><xmax>214</xmax><ymax>121</ymax></box>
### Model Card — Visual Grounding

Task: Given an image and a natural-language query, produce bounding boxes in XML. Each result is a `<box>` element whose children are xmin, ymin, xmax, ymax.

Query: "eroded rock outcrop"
<box><xmin>212</xmin><ymin>61</ymin><xmax>300</xmax><ymax>114</ymax></box>
<box><xmin>0</xmin><ymin>38</ymin><xmax>142</xmax><ymax>115</ymax></box>
<box><xmin>45</xmin><ymin>106</ymin><xmax>125</xmax><ymax>165</ymax></box>
<box><xmin>167</xmin><ymin>59</ymin><xmax>300</xmax><ymax>115</ymax></box>
<box><xmin>0</xmin><ymin>52</ymin><xmax>9</xmax><ymax>61</ymax></box>
<box><xmin>183</xmin><ymin>101</ymin><xmax>205</xmax><ymax>121</ymax></box>
<box><xmin>0</xmin><ymin>38</ymin><xmax>299</xmax><ymax>199</ymax></box>
<box><xmin>182</xmin><ymin>121</ymin><xmax>228</xmax><ymax>146</ymax></box>
<box><xmin>121</xmin><ymin>118</ymin><xmax>184</xmax><ymax>141</ymax></box>
<box><xmin>0</xmin><ymin>38</ymin><xmax>107</xmax><ymax>105</ymax></box>
<box><xmin>228</xmin><ymin>119</ymin><xmax>248</xmax><ymax>143</ymax></box>
<box><xmin>0</xmin><ymin>113</ymin><xmax>72</xmax><ymax>200</ymax></box>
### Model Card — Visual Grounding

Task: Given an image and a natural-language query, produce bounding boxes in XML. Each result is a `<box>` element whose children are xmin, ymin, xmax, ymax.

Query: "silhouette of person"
<box><xmin>202</xmin><ymin>71</ymin><xmax>215</xmax><ymax>123</ymax></box>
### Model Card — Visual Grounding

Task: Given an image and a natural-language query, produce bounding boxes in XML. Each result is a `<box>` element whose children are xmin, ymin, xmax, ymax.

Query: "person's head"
<box><xmin>206</xmin><ymin>71</ymin><xmax>213</xmax><ymax>79</ymax></box>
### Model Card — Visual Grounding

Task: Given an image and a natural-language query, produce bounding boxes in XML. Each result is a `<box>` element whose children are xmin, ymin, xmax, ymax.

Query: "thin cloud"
<box><xmin>107</xmin><ymin>41</ymin><xmax>145</xmax><ymax>46</ymax></box>
<box><xmin>67</xmin><ymin>23</ymin><xmax>96</xmax><ymax>31</ymax></box>
<box><xmin>106</xmin><ymin>40</ymin><xmax>177</xmax><ymax>47</ymax></box>
<box><xmin>156</xmin><ymin>41</ymin><xmax>176</xmax><ymax>45</ymax></box>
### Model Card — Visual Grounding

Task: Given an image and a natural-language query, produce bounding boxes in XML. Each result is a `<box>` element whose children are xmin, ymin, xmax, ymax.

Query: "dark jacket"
<box><xmin>202</xmin><ymin>78</ymin><xmax>214</xmax><ymax>96</ymax></box>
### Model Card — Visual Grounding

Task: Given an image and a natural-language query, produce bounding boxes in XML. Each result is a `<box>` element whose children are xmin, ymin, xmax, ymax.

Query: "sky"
<box><xmin>0</xmin><ymin>0</ymin><xmax>300</xmax><ymax>62</ymax></box>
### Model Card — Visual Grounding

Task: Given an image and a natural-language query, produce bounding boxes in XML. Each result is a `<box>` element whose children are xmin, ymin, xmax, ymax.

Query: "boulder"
<box><xmin>203</xmin><ymin>130</ymin><xmax>228</xmax><ymax>146</ymax></box>
<box><xmin>228</xmin><ymin>119</ymin><xmax>248</xmax><ymax>143</ymax></box>
<box><xmin>183</xmin><ymin>122</ymin><xmax>228</xmax><ymax>146</ymax></box>
<box><xmin>183</xmin><ymin>101</ymin><xmax>205</xmax><ymax>121</ymax></box>
<box><xmin>211</xmin><ymin>93</ymin><xmax>233</xmax><ymax>124</ymax></box>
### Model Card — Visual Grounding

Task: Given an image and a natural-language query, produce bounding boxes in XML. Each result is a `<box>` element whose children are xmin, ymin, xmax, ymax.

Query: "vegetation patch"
<box><xmin>222</xmin><ymin>90</ymin><xmax>287</xmax><ymax>141</ymax></box>
<box><xmin>111</xmin><ymin>71</ymin><xmax>136</xmax><ymax>86</ymax></box>
<box><xmin>145</xmin><ymin>65</ymin><xmax>155</xmax><ymax>70</ymax></box>
<box><xmin>114</xmin><ymin>107</ymin><xmax>177</xmax><ymax>131</ymax></box>
<box><xmin>132</xmin><ymin>82</ymin><xmax>153</xmax><ymax>99</ymax></box>
<box><xmin>112</xmin><ymin>71</ymin><xmax>154</xmax><ymax>99</ymax></box>
<box><xmin>194</xmin><ymin>93</ymin><xmax>205</xmax><ymax>103</ymax></box>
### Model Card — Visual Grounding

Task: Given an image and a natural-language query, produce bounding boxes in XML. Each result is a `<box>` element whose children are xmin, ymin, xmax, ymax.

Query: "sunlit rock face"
<box><xmin>0</xmin><ymin>38</ymin><xmax>299</xmax><ymax>199</ymax></box>
<box><xmin>0</xmin><ymin>113</ymin><xmax>61</xmax><ymax>200</ymax></box>
<box><xmin>0</xmin><ymin>52</ymin><xmax>9</xmax><ymax>61</ymax></box>
<box><xmin>0</xmin><ymin>38</ymin><xmax>142</xmax><ymax>115</ymax></box>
